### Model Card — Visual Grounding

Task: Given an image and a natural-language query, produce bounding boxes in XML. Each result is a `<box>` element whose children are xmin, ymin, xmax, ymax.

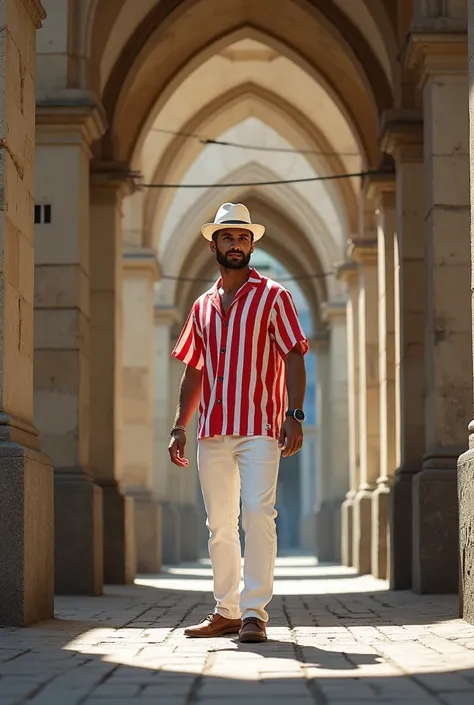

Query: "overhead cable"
<box><xmin>140</xmin><ymin>167</ymin><xmax>391</xmax><ymax>190</ymax></box>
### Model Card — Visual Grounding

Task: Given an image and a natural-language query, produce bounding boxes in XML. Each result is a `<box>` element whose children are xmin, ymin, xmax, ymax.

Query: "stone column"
<box><xmin>35</xmin><ymin>101</ymin><xmax>106</xmax><ymax>595</ymax></box>
<box><xmin>336</xmin><ymin>261</ymin><xmax>360</xmax><ymax>567</ymax></box>
<box><xmin>366</xmin><ymin>178</ymin><xmax>397</xmax><ymax>581</ymax></box>
<box><xmin>89</xmin><ymin>163</ymin><xmax>136</xmax><ymax>584</ymax></box>
<box><xmin>381</xmin><ymin>113</ymin><xmax>425</xmax><ymax>590</ymax></box>
<box><xmin>320</xmin><ymin>302</ymin><xmax>349</xmax><ymax>563</ymax></box>
<box><xmin>122</xmin><ymin>250</ymin><xmax>162</xmax><ymax>573</ymax></box>
<box><xmin>406</xmin><ymin>32</ymin><xmax>470</xmax><ymax>593</ymax></box>
<box><xmin>154</xmin><ymin>307</ymin><xmax>181</xmax><ymax>565</ymax></box>
<box><xmin>458</xmin><ymin>0</ymin><xmax>474</xmax><ymax>621</ymax></box>
<box><xmin>351</xmin><ymin>237</ymin><xmax>379</xmax><ymax>575</ymax></box>
<box><xmin>0</xmin><ymin>0</ymin><xmax>55</xmax><ymax>627</ymax></box>
<box><xmin>314</xmin><ymin>335</ymin><xmax>333</xmax><ymax>561</ymax></box>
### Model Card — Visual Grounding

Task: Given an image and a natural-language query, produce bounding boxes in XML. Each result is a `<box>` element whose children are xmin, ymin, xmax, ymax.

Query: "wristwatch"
<box><xmin>286</xmin><ymin>409</ymin><xmax>305</xmax><ymax>423</ymax></box>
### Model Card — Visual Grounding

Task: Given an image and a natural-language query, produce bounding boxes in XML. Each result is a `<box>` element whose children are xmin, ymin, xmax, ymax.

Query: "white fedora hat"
<box><xmin>201</xmin><ymin>202</ymin><xmax>265</xmax><ymax>241</ymax></box>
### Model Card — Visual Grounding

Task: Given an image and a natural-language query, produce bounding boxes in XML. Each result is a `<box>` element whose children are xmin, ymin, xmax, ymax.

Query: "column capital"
<box><xmin>402</xmin><ymin>32</ymin><xmax>467</xmax><ymax>89</ymax></box>
<box><xmin>335</xmin><ymin>259</ymin><xmax>358</xmax><ymax>285</ymax></box>
<box><xmin>348</xmin><ymin>239</ymin><xmax>377</xmax><ymax>265</ymax></box>
<box><xmin>308</xmin><ymin>333</ymin><xmax>329</xmax><ymax>353</ymax></box>
<box><xmin>90</xmin><ymin>161</ymin><xmax>138</xmax><ymax>199</ymax></box>
<box><xmin>380</xmin><ymin>109</ymin><xmax>424</xmax><ymax>163</ymax></box>
<box><xmin>36</xmin><ymin>91</ymin><xmax>108</xmax><ymax>147</ymax></box>
<box><xmin>154</xmin><ymin>306</ymin><xmax>181</xmax><ymax>326</ymax></box>
<box><xmin>321</xmin><ymin>300</ymin><xmax>346</xmax><ymax>324</ymax></box>
<box><xmin>364</xmin><ymin>170</ymin><xmax>396</xmax><ymax>210</ymax></box>
<box><xmin>22</xmin><ymin>0</ymin><xmax>46</xmax><ymax>27</ymax></box>
<box><xmin>123</xmin><ymin>248</ymin><xmax>161</xmax><ymax>281</ymax></box>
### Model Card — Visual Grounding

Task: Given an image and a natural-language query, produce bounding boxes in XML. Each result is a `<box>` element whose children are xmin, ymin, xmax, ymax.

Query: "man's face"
<box><xmin>211</xmin><ymin>228</ymin><xmax>254</xmax><ymax>269</ymax></box>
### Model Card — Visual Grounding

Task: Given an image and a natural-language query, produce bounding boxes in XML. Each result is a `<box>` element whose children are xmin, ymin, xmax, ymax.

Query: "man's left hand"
<box><xmin>278</xmin><ymin>417</ymin><xmax>303</xmax><ymax>458</ymax></box>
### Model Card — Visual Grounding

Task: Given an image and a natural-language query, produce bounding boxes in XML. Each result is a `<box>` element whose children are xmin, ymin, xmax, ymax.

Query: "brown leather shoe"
<box><xmin>239</xmin><ymin>617</ymin><xmax>267</xmax><ymax>643</ymax></box>
<box><xmin>184</xmin><ymin>613</ymin><xmax>241</xmax><ymax>638</ymax></box>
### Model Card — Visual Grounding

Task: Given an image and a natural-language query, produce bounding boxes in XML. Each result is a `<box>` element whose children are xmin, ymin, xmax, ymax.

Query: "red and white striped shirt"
<box><xmin>172</xmin><ymin>269</ymin><xmax>308</xmax><ymax>440</ymax></box>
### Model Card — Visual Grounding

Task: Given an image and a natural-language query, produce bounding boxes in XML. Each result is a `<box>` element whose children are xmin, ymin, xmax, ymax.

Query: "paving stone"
<box><xmin>0</xmin><ymin>559</ymin><xmax>473</xmax><ymax>705</ymax></box>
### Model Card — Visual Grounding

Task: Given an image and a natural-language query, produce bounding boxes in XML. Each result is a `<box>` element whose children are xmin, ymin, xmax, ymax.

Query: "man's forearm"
<box><xmin>285</xmin><ymin>349</ymin><xmax>306</xmax><ymax>409</ymax></box>
<box><xmin>173</xmin><ymin>365</ymin><xmax>203</xmax><ymax>427</ymax></box>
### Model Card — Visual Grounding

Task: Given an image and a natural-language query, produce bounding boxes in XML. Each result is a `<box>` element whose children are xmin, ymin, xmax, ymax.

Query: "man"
<box><xmin>169</xmin><ymin>202</ymin><xmax>307</xmax><ymax>643</ymax></box>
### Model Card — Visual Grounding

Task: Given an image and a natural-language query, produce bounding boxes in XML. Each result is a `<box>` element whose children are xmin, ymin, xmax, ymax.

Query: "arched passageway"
<box><xmin>2</xmin><ymin>0</ymin><xmax>474</xmax><ymax>640</ymax></box>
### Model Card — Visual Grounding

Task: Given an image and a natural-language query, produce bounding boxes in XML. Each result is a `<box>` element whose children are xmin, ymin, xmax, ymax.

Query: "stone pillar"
<box><xmin>406</xmin><ymin>32</ymin><xmax>470</xmax><ymax>593</ymax></box>
<box><xmin>336</xmin><ymin>261</ymin><xmax>360</xmax><ymax>567</ymax></box>
<box><xmin>154</xmin><ymin>307</ymin><xmax>181</xmax><ymax>565</ymax></box>
<box><xmin>89</xmin><ymin>164</ymin><xmax>136</xmax><ymax>584</ymax></box>
<box><xmin>458</xmin><ymin>0</ymin><xmax>474</xmax><ymax>621</ymax></box>
<box><xmin>35</xmin><ymin>100</ymin><xmax>106</xmax><ymax>595</ymax></box>
<box><xmin>351</xmin><ymin>237</ymin><xmax>379</xmax><ymax>575</ymax></box>
<box><xmin>381</xmin><ymin>113</ymin><xmax>425</xmax><ymax>590</ymax></box>
<box><xmin>0</xmin><ymin>0</ymin><xmax>55</xmax><ymax>627</ymax></box>
<box><xmin>314</xmin><ymin>335</ymin><xmax>333</xmax><ymax>561</ymax></box>
<box><xmin>319</xmin><ymin>303</ymin><xmax>349</xmax><ymax>563</ymax></box>
<box><xmin>364</xmin><ymin>178</ymin><xmax>397</xmax><ymax>581</ymax></box>
<box><xmin>122</xmin><ymin>251</ymin><xmax>162</xmax><ymax>573</ymax></box>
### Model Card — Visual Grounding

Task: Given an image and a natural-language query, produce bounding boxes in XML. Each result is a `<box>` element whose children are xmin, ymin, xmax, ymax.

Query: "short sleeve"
<box><xmin>171</xmin><ymin>307</ymin><xmax>205</xmax><ymax>370</ymax></box>
<box><xmin>270</xmin><ymin>289</ymin><xmax>309</xmax><ymax>359</ymax></box>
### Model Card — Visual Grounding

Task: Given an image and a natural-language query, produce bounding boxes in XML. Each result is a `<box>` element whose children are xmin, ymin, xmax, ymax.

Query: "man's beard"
<box><xmin>215</xmin><ymin>246</ymin><xmax>252</xmax><ymax>270</ymax></box>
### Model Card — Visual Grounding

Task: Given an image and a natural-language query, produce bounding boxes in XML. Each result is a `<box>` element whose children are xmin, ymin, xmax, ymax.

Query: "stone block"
<box><xmin>0</xmin><ymin>444</ymin><xmax>54</xmax><ymax>626</ymax></box>
<box><xmin>353</xmin><ymin>490</ymin><xmax>372</xmax><ymax>574</ymax></box>
<box><xmin>371</xmin><ymin>484</ymin><xmax>390</xmax><ymax>580</ymax></box>
<box><xmin>162</xmin><ymin>502</ymin><xmax>181</xmax><ymax>565</ymax></box>
<box><xmin>389</xmin><ymin>469</ymin><xmax>416</xmax><ymax>590</ymax></box>
<box><xmin>101</xmin><ymin>484</ymin><xmax>136</xmax><ymax>584</ymax></box>
<box><xmin>412</xmin><ymin>464</ymin><xmax>459</xmax><ymax>594</ymax></box>
<box><xmin>133</xmin><ymin>494</ymin><xmax>162</xmax><ymax>574</ymax></box>
<box><xmin>34</xmin><ymin>308</ymin><xmax>89</xmax><ymax>351</ymax></box>
<box><xmin>179</xmin><ymin>505</ymin><xmax>201</xmax><ymax>562</ymax></box>
<box><xmin>459</xmin><ymin>447</ymin><xmax>474</xmax><ymax>622</ymax></box>
<box><xmin>54</xmin><ymin>473</ymin><xmax>103</xmax><ymax>595</ymax></box>
<box><xmin>315</xmin><ymin>499</ymin><xmax>341</xmax><ymax>563</ymax></box>
<box><xmin>341</xmin><ymin>496</ymin><xmax>354</xmax><ymax>566</ymax></box>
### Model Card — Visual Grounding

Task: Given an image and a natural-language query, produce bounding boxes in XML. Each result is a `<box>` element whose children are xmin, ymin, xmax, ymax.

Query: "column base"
<box><xmin>341</xmin><ymin>494</ymin><xmax>355</xmax><ymax>567</ymax></box>
<box><xmin>55</xmin><ymin>471</ymin><xmax>103</xmax><ymax>595</ymax></box>
<box><xmin>162</xmin><ymin>502</ymin><xmax>181</xmax><ymax>565</ymax></box>
<box><xmin>412</xmin><ymin>451</ymin><xmax>460</xmax><ymax>594</ymax></box>
<box><xmin>133</xmin><ymin>493</ymin><xmax>162</xmax><ymax>574</ymax></box>
<box><xmin>0</xmin><ymin>431</ymin><xmax>54</xmax><ymax>626</ymax></box>
<box><xmin>179</xmin><ymin>505</ymin><xmax>201</xmax><ymax>562</ymax></box>
<box><xmin>371</xmin><ymin>483</ymin><xmax>390</xmax><ymax>580</ymax></box>
<box><xmin>315</xmin><ymin>499</ymin><xmax>343</xmax><ymax>563</ymax></box>
<box><xmin>389</xmin><ymin>465</ymin><xmax>418</xmax><ymax>590</ymax></box>
<box><xmin>458</xmin><ymin>446</ymin><xmax>474</xmax><ymax>622</ymax></box>
<box><xmin>353</xmin><ymin>489</ymin><xmax>373</xmax><ymax>575</ymax></box>
<box><xmin>101</xmin><ymin>482</ymin><xmax>136</xmax><ymax>584</ymax></box>
<box><xmin>300</xmin><ymin>513</ymin><xmax>316</xmax><ymax>553</ymax></box>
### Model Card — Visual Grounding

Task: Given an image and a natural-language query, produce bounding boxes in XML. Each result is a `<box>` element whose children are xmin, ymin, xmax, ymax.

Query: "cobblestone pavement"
<box><xmin>1</xmin><ymin>557</ymin><xmax>474</xmax><ymax>705</ymax></box>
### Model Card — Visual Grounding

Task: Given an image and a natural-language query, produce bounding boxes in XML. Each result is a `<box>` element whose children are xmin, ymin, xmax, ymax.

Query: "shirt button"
<box><xmin>218</xmin><ymin>377</ymin><xmax>223</xmax><ymax>382</ymax></box>
<box><xmin>224</xmin><ymin>321</ymin><xmax>229</xmax><ymax>327</ymax></box>
<box><xmin>221</xmin><ymin>348</ymin><xmax>226</xmax><ymax>353</ymax></box>
<box><xmin>217</xmin><ymin>399</ymin><xmax>222</xmax><ymax>404</ymax></box>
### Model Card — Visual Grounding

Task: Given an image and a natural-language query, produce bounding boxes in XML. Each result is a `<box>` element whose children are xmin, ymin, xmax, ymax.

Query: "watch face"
<box><xmin>294</xmin><ymin>409</ymin><xmax>305</xmax><ymax>422</ymax></box>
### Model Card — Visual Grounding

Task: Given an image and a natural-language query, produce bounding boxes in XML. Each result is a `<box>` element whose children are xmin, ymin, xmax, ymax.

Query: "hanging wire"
<box><xmin>140</xmin><ymin>167</ymin><xmax>390</xmax><ymax>190</ymax></box>
<box><xmin>150</xmin><ymin>127</ymin><xmax>360</xmax><ymax>157</ymax></box>
<box><xmin>159</xmin><ymin>271</ymin><xmax>334</xmax><ymax>283</ymax></box>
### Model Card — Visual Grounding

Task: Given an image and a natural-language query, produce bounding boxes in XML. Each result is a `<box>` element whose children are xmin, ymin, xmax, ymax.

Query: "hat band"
<box><xmin>217</xmin><ymin>219</ymin><xmax>251</xmax><ymax>225</ymax></box>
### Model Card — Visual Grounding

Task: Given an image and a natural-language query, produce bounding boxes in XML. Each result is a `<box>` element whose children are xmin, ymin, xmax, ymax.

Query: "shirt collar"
<box><xmin>208</xmin><ymin>268</ymin><xmax>262</xmax><ymax>296</ymax></box>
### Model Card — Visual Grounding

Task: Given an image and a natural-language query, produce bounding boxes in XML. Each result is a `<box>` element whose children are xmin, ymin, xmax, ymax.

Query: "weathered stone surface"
<box><xmin>133</xmin><ymin>493</ymin><xmax>162</xmax><ymax>574</ymax></box>
<box><xmin>54</xmin><ymin>475</ymin><xmax>103</xmax><ymax>595</ymax></box>
<box><xmin>101</xmin><ymin>483</ymin><xmax>136</xmax><ymax>584</ymax></box>
<box><xmin>412</xmin><ymin>465</ymin><xmax>459</xmax><ymax>594</ymax></box>
<box><xmin>458</xmin><ymin>447</ymin><xmax>474</xmax><ymax>622</ymax></box>
<box><xmin>179</xmin><ymin>505</ymin><xmax>201</xmax><ymax>562</ymax></box>
<box><xmin>340</xmin><ymin>495</ymin><xmax>354</xmax><ymax>566</ymax></box>
<box><xmin>371</xmin><ymin>484</ymin><xmax>390</xmax><ymax>580</ymax></box>
<box><xmin>353</xmin><ymin>489</ymin><xmax>372</xmax><ymax>575</ymax></box>
<box><xmin>0</xmin><ymin>444</ymin><xmax>53</xmax><ymax>626</ymax></box>
<box><xmin>389</xmin><ymin>470</ymin><xmax>416</xmax><ymax>590</ymax></box>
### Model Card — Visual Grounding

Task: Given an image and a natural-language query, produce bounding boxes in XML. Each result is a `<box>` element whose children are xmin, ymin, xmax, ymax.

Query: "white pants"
<box><xmin>197</xmin><ymin>435</ymin><xmax>281</xmax><ymax>623</ymax></box>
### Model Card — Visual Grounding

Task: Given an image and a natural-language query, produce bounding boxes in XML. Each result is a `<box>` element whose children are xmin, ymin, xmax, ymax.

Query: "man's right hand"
<box><xmin>168</xmin><ymin>430</ymin><xmax>189</xmax><ymax>468</ymax></box>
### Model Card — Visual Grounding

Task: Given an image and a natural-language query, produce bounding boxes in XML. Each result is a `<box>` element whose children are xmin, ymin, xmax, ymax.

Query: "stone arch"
<box><xmin>87</xmin><ymin>0</ymin><xmax>394</xmax><ymax>167</ymax></box>
<box><xmin>141</xmin><ymin>83</ymin><xmax>361</xmax><ymax>246</ymax></box>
